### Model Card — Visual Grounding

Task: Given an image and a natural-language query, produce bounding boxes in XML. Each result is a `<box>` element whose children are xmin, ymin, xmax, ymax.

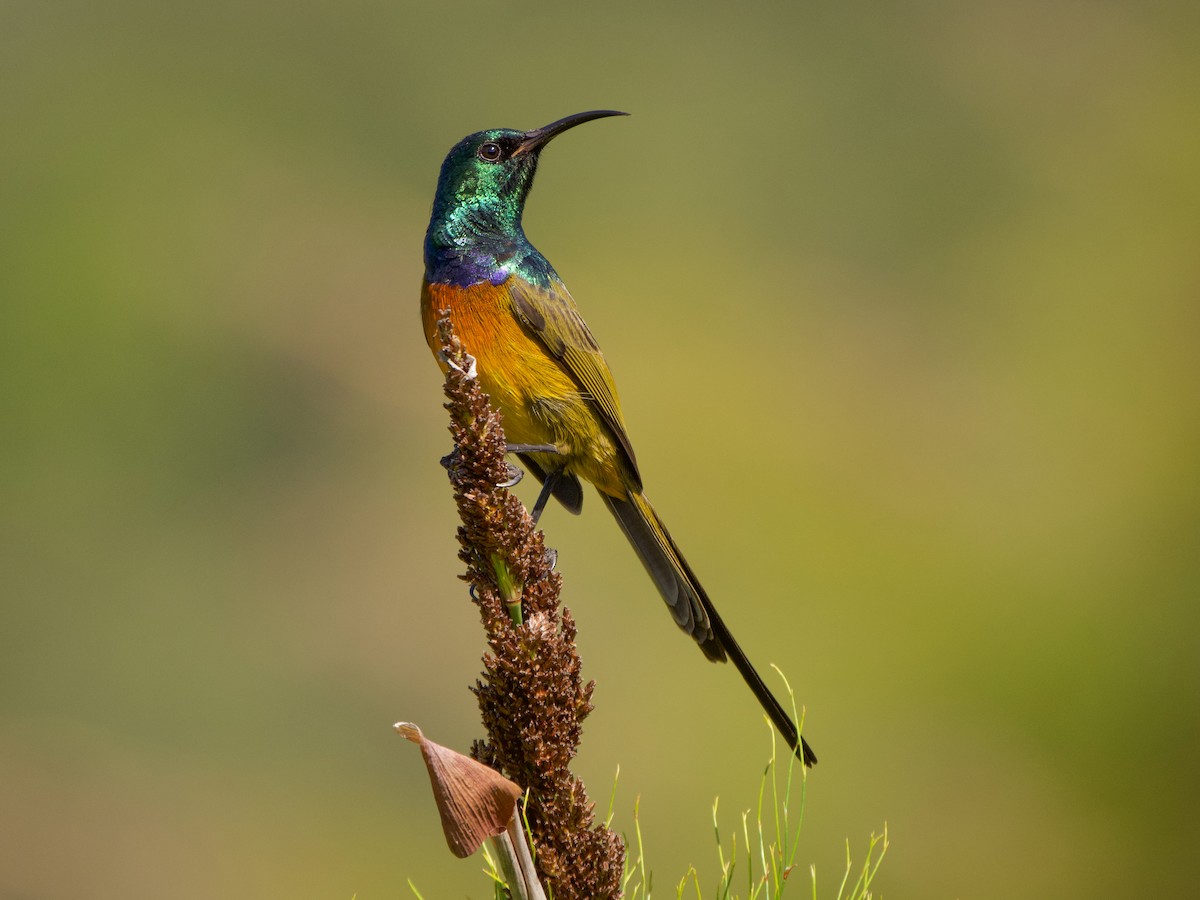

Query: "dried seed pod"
<box><xmin>396</xmin><ymin>722</ymin><xmax>522</xmax><ymax>858</ymax></box>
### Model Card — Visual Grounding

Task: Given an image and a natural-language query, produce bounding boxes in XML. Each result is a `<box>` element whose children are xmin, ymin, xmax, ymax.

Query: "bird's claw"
<box><xmin>498</xmin><ymin>462</ymin><xmax>524</xmax><ymax>488</ymax></box>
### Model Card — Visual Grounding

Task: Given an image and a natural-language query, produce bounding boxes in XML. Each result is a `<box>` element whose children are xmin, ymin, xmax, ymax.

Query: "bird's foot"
<box><xmin>443</xmin><ymin>451</ymin><xmax>529</xmax><ymax>490</ymax></box>
<box><xmin>498</xmin><ymin>461</ymin><xmax>524</xmax><ymax>488</ymax></box>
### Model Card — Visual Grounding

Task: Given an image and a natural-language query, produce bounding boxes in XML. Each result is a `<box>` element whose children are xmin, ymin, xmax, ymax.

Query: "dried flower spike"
<box><xmin>435</xmin><ymin>315</ymin><xmax>627</xmax><ymax>898</ymax></box>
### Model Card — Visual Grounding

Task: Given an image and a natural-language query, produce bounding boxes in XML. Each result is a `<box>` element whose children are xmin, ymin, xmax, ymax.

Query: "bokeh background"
<box><xmin>3</xmin><ymin>1</ymin><xmax>1198</xmax><ymax>897</ymax></box>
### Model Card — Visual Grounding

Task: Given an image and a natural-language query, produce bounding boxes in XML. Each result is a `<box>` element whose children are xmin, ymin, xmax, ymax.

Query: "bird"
<box><xmin>420</xmin><ymin>110</ymin><xmax>816</xmax><ymax>766</ymax></box>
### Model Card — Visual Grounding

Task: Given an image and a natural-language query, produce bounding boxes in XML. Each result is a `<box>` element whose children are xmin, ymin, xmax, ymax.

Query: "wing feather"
<box><xmin>507</xmin><ymin>277</ymin><xmax>641</xmax><ymax>490</ymax></box>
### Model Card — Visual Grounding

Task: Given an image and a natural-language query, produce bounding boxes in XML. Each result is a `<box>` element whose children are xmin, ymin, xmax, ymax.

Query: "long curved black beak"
<box><xmin>514</xmin><ymin>109</ymin><xmax>629</xmax><ymax>156</ymax></box>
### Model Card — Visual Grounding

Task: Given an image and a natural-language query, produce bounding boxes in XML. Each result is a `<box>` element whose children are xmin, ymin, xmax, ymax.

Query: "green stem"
<box><xmin>490</xmin><ymin>553</ymin><xmax>523</xmax><ymax>624</ymax></box>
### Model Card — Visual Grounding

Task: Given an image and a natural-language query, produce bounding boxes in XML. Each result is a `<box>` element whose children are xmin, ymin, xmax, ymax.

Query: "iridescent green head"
<box><xmin>425</xmin><ymin>110</ymin><xmax>628</xmax><ymax>287</ymax></box>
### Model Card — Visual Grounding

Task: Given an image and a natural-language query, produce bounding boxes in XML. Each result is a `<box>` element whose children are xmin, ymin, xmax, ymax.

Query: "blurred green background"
<box><xmin>3</xmin><ymin>1</ymin><xmax>1198</xmax><ymax>897</ymax></box>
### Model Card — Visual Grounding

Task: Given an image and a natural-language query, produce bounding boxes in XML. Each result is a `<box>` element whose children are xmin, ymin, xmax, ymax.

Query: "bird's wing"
<box><xmin>507</xmin><ymin>276</ymin><xmax>642</xmax><ymax>490</ymax></box>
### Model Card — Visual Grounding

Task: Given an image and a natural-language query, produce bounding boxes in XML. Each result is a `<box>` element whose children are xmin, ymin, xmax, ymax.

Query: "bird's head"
<box><xmin>429</xmin><ymin>110</ymin><xmax>628</xmax><ymax>242</ymax></box>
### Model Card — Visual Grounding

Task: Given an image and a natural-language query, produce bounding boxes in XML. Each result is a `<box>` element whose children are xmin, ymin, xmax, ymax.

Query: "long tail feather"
<box><xmin>600</xmin><ymin>490</ymin><xmax>817</xmax><ymax>766</ymax></box>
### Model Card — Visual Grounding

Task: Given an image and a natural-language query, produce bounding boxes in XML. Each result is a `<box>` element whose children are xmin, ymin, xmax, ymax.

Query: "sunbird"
<box><xmin>420</xmin><ymin>111</ymin><xmax>816</xmax><ymax>766</ymax></box>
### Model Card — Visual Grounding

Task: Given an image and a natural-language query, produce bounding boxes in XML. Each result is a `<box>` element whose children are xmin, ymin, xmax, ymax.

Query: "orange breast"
<box><xmin>421</xmin><ymin>279</ymin><xmax>627</xmax><ymax>496</ymax></box>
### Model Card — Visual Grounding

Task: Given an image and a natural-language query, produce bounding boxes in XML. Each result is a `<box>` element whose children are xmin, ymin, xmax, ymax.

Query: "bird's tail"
<box><xmin>600</xmin><ymin>489</ymin><xmax>817</xmax><ymax>766</ymax></box>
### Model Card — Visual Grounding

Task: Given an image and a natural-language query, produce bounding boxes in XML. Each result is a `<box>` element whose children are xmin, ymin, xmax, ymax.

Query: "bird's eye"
<box><xmin>477</xmin><ymin>141</ymin><xmax>503</xmax><ymax>162</ymax></box>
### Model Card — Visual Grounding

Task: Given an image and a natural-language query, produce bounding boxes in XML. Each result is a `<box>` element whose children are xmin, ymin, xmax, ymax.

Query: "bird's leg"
<box><xmin>529</xmin><ymin>468</ymin><xmax>563</xmax><ymax>528</ymax></box>
<box><xmin>505</xmin><ymin>443</ymin><xmax>560</xmax><ymax>454</ymax></box>
<box><xmin>499</xmin><ymin>443</ymin><xmax>562</xmax><ymax>492</ymax></box>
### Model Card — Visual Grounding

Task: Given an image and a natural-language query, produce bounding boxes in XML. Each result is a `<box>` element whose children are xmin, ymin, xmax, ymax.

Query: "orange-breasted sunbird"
<box><xmin>420</xmin><ymin>111</ymin><xmax>816</xmax><ymax>766</ymax></box>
